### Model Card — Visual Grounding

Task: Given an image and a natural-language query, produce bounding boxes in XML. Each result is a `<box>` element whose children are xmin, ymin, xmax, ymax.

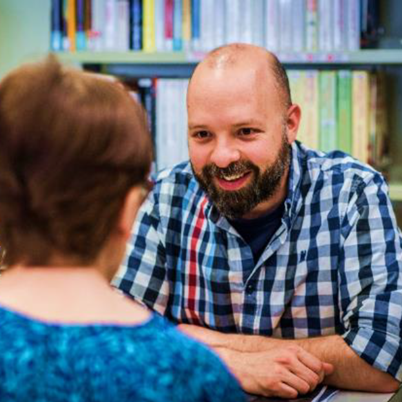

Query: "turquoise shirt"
<box><xmin>0</xmin><ymin>306</ymin><xmax>245</xmax><ymax>402</ymax></box>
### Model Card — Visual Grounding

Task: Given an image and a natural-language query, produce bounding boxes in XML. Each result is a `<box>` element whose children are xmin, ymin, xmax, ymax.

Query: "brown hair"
<box><xmin>0</xmin><ymin>56</ymin><xmax>153</xmax><ymax>266</ymax></box>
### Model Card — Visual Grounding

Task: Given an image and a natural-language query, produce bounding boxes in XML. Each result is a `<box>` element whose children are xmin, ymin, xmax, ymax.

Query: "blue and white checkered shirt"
<box><xmin>114</xmin><ymin>142</ymin><xmax>402</xmax><ymax>380</ymax></box>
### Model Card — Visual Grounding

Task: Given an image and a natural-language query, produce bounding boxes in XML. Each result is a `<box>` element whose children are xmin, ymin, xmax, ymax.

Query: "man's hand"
<box><xmin>217</xmin><ymin>345</ymin><xmax>333</xmax><ymax>399</ymax></box>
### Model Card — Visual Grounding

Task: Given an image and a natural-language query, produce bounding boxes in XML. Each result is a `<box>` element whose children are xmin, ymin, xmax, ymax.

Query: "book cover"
<box><xmin>318</xmin><ymin>0</ymin><xmax>333</xmax><ymax>52</ymax></box>
<box><xmin>214</xmin><ymin>0</ymin><xmax>226</xmax><ymax>48</ymax></box>
<box><xmin>279</xmin><ymin>0</ymin><xmax>293</xmax><ymax>51</ymax></box>
<box><xmin>225</xmin><ymin>0</ymin><xmax>240</xmax><ymax>44</ymax></box>
<box><xmin>292</xmin><ymin>0</ymin><xmax>306</xmax><ymax>52</ymax></box>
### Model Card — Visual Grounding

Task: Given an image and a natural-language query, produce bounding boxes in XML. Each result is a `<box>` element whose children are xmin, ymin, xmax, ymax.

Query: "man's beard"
<box><xmin>192</xmin><ymin>134</ymin><xmax>292</xmax><ymax>219</ymax></box>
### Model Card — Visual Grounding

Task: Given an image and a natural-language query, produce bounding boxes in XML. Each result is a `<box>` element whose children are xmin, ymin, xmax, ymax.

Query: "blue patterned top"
<box><xmin>0</xmin><ymin>305</ymin><xmax>245</xmax><ymax>402</ymax></box>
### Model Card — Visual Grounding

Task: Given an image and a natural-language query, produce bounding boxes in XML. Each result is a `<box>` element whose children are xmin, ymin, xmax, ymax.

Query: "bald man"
<box><xmin>114</xmin><ymin>44</ymin><xmax>402</xmax><ymax>398</ymax></box>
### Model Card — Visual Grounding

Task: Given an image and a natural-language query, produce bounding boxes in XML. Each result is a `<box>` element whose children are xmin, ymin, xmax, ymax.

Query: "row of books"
<box><xmin>51</xmin><ymin>0</ymin><xmax>380</xmax><ymax>53</ymax></box>
<box><xmin>129</xmin><ymin>70</ymin><xmax>388</xmax><ymax>172</ymax></box>
<box><xmin>289</xmin><ymin>69</ymin><xmax>388</xmax><ymax>169</ymax></box>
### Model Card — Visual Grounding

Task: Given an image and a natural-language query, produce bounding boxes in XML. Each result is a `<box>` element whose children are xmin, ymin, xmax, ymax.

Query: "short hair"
<box><xmin>192</xmin><ymin>44</ymin><xmax>292</xmax><ymax>108</ymax></box>
<box><xmin>0</xmin><ymin>56</ymin><xmax>153</xmax><ymax>266</ymax></box>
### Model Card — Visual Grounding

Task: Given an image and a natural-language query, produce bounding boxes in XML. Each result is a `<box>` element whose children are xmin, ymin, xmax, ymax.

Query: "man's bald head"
<box><xmin>188</xmin><ymin>44</ymin><xmax>292</xmax><ymax>110</ymax></box>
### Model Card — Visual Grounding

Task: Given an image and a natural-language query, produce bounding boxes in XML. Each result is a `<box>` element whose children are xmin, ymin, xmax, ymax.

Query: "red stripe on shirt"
<box><xmin>188</xmin><ymin>197</ymin><xmax>208</xmax><ymax>324</ymax></box>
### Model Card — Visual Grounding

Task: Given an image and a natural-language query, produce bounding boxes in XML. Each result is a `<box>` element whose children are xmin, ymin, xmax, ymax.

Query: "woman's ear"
<box><xmin>117</xmin><ymin>187</ymin><xmax>144</xmax><ymax>241</ymax></box>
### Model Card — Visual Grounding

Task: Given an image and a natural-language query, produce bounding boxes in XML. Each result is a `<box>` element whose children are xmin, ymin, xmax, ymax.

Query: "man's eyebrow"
<box><xmin>188</xmin><ymin>123</ymin><xmax>209</xmax><ymax>130</ymax></box>
<box><xmin>232</xmin><ymin>120</ymin><xmax>263</xmax><ymax>127</ymax></box>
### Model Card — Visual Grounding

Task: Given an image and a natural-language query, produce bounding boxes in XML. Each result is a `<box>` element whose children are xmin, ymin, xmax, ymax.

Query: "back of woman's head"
<box><xmin>0</xmin><ymin>56</ymin><xmax>153</xmax><ymax>266</ymax></box>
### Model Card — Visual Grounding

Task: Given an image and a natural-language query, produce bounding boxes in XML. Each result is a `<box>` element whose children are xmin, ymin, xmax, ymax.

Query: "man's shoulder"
<box><xmin>299</xmin><ymin>144</ymin><xmax>384</xmax><ymax>188</ymax></box>
<box><xmin>152</xmin><ymin>161</ymin><xmax>198</xmax><ymax>195</ymax></box>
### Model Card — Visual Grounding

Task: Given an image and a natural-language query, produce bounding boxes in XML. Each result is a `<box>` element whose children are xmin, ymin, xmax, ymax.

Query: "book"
<box><xmin>76</xmin><ymin>0</ymin><xmax>87</xmax><ymax>50</ymax></box>
<box><xmin>337</xmin><ymin>70</ymin><xmax>353</xmax><ymax>154</ymax></box>
<box><xmin>51</xmin><ymin>0</ymin><xmax>63</xmax><ymax>51</ymax></box>
<box><xmin>319</xmin><ymin>71</ymin><xmax>338</xmax><ymax>153</ymax></box>
<box><xmin>67</xmin><ymin>0</ymin><xmax>76</xmax><ymax>51</ymax></box>
<box><xmin>173</xmin><ymin>0</ymin><xmax>183</xmax><ymax>51</ymax></box>
<box><xmin>352</xmin><ymin>70</ymin><xmax>371</xmax><ymax>163</ymax></box>
<box><xmin>130</xmin><ymin>0</ymin><xmax>142</xmax><ymax>50</ymax></box>
<box><xmin>306</xmin><ymin>0</ymin><xmax>318</xmax><ymax>52</ymax></box>
<box><xmin>116</xmin><ymin>0</ymin><xmax>130</xmax><ymax>51</ymax></box>
<box><xmin>143</xmin><ymin>0</ymin><xmax>156</xmax><ymax>52</ymax></box>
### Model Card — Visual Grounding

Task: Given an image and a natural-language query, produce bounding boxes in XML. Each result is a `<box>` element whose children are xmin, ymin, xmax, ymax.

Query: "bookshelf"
<box><xmin>1</xmin><ymin>0</ymin><xmax>402</xmax><ymax>215</ymax></box>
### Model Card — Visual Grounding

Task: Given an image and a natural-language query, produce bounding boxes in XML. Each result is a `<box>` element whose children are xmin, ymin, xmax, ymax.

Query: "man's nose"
<box><xmin>210</xmin><ymin>138</ymin><xmax>241</xmax><ymax>168</ymax></box>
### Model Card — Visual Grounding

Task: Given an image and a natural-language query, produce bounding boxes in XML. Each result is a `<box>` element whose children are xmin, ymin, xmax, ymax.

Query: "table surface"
<box><xmin>331</xmin><ymin>391</ymin><xmax>394</xmax><ymax>402</ymax></box>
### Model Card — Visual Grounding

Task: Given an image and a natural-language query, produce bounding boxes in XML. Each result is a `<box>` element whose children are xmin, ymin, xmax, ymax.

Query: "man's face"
<box><xmin>187</xmin><ymin>64</ymin><xmax>293</xmax><ymax>219</ymax></box>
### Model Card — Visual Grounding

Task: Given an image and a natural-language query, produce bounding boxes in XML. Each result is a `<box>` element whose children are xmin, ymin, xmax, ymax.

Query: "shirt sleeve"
<box><xmin>339</xmin><ymin>172</ymin><xmax>402</xmax><ymax>380</ymax></box>
<box><xmin>112</xmin><ymin>191</ymin><xmax>170</xmax><ymax>315</ymax></box>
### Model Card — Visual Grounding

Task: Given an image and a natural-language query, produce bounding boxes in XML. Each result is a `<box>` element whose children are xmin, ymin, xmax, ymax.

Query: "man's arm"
<box><xmin>179</xmin><ymin>325</ymin><xmax>399</xmax><ymax>393</ymax></box>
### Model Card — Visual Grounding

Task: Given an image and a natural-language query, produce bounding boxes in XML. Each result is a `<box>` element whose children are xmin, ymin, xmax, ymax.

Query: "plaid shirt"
<box><xmin>114</xmin><ymin>142</ymin><xmax>402</xmax><ymax>380</ymax></box>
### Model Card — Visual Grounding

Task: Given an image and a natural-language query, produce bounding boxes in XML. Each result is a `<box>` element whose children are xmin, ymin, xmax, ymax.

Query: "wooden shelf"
<box><xmin>54</xmin><ymin>49</ymin><xmax>402</xmax><ymax>65</ymax></box>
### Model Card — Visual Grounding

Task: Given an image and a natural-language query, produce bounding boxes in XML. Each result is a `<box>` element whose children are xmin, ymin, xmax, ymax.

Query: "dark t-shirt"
<box><xmin>229</xmin><ymin>204</ymin><xmax>284</xmax><ymax>263</ymax></box>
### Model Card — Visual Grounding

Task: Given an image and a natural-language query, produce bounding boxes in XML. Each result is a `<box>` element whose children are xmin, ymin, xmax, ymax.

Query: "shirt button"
<box><xmin>246</xmin><ymin>284</ymin><xmax>255</xmax><ymax>294</ymax></box>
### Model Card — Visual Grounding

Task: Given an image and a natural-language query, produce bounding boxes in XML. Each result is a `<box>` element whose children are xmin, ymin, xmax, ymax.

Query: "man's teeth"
<box><xmin>221</xmin><ymin>173</ymin><xmax>246</xmax><ymax>181</ymax></box>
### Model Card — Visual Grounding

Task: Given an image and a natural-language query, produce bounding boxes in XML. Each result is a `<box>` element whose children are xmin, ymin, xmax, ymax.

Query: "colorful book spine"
<box><xmin>303</xmin><ymin>70</ymin><xmax>319</xmax><ymax>149</ymax></box>
<box><xmin>191</xmin><ymin>0</ymin><xmax>201</xmax><ymax>51</ymax></box>
<box><xmin>200</xmin><ymin>0</ymin><xmax>214</xmax><ymax>51</ymax></box>
<box><xmin>116</xmin><ymin>0</ymin><xmax>130</xmax><ymax>51</ymax></box>
<box><xmin>241</xmin><ymin>0</ymin><xmax>253</xmax><ymax>44</ymax></box>
<box><xmin>164</xmin><ymin>0</ymin><xmax>174</xmax><ymax>51</ymax></box>
<box><xmin>346</xmin><ymin>0</ymin><xmax>361</xmax><ymax>50</ymax></box>
<box><xmin>279</xmin><ymin>0</ymin><xmax>293</xmax><ymax>51</ymax></box>
<box><xmin>318</xmin><ymin>0</ymin><xmax>333</xmax><ymax>52</ymax></box>
<box><xmin>337</xmin><ymin>70</ymin><xmax>352</xmax><ymax>154</ymax></box>
<box><xmin>352</xmin><ymin>71</ymin><xmax>370</xmax><ymax>163</ymax></box>
<box><xmin>182</xmin><ymin>0</ymin><xmax>191</xmax><ymax>50</ymax></box>
<box><xmin>51</xmin><ymin>0</ymin><xmax>63</xmax><ymax>51</ymax></box>
<box><xmin>319</xmin><ymin>71</ymin><xmax>338</xmax><ymax>153</ymax></box>
<box><xmin>131</xmin><ymin>0</ymin><xmax>142</xmax><ymax>50</ymax></box>
<box><xmin>251</xmin><ymin>0</ymin><xmax>264</xmax><ymax>47</ymax></box>
<box><xmin>66</xmin><ymin>0</ymin><xmax>76</xmax><ymax>51</ymax></box>
<box><xmin>306</xmin><ymin>0</ymin><xmax>318</xmax><ymax>52</ymax></box>
<box><xmin>76</xmin><ymin>0</ymin><xmax>87</xmax><ymax>50</ymax></box>
<box><xmin>292</xmin><ymin>0</ymin><xmax>305</xmax><ymax>52</ymax></box>
<box><xmin>104</xmin><ymin>0</ymin><xmax>117</xmax><ymax>50</ymax></box>
<box><xmin>143</xmin><ymin>0</ymin><xmax>156</xmax><ymax>52</ymax></box>
<box><xmin>155</xmin><ymin>0</ymin><xmax>165</xmax><ymax>51</ymax></box>
<box><xmin>173</xmin><ymin>0</ymin><xmax>183</xmax><ymax>51</ymax></box>
<box><xmin>333</xmin><ymin>0</ymin><xmax>345</xmax><ymax>51</ymax></box>
<box><xmin>225</xmin><ymin>0</ymin><xmax>240</xmax><ymax>44</ymax></box>
<box><xmin>214</xmin><ymin>0</ymin><xmax>226</xmax><ymax>48</ymax></box>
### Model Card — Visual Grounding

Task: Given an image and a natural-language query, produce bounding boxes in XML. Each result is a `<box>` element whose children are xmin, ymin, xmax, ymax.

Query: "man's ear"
<box><xmin>117</xmin><ymin>187</ymin><xmax>143</xmax><ymax>241</ymax></box>
<box><xmin>286</xmin><ymin>104</ymin><xmax>301</xmax><ymax>144</ymax></box>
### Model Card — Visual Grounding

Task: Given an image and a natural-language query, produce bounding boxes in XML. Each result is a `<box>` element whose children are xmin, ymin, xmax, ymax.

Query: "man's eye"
<box><xmin>238</xmin><ymin>128</ymin><xmax>256</xmax><ymax>136</ymax></box>
<box><xmin>194</xmin><ymin>131</ymin><xmax>211</xmax><ymax>139</ymax></box>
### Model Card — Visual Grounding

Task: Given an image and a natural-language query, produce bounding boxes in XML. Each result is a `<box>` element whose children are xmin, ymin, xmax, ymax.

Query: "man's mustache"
<box><xmin>202</xmin><ymin>161</ymin><xmax>257</xmax><ymax>179</ymax></box>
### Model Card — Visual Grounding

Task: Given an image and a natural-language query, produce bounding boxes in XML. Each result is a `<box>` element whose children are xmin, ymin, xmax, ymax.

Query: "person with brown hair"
<box><xmin>0</xmin><ymin>57</ymin><xmax>245</xmax><ymax>402</ymax></box>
